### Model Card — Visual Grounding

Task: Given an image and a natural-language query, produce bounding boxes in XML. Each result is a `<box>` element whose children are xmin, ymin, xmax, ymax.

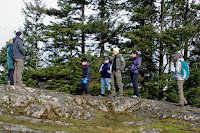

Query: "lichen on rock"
<box><xmin>0</xmin><ymin>85</ymin><xmax>199</xmax><ymax>132</ymax></box>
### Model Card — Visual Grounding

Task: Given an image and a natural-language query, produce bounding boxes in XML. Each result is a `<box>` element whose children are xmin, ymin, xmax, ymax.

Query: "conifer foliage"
<box><xmin>22</xmin><ymin>0</ymin><xmax>46</xmax><ymax>70</ymax></box>
<box><xmin>0</xmin><ymin>0</ymin><xmax>199</xmax><ymax>107</ymax></box>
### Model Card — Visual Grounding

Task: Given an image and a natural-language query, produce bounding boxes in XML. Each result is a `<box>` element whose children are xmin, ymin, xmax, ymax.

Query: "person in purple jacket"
<box><xmin>130</xmin><ymin>51</ymin><xmax>142</xmax><ymax>98</ymax></box>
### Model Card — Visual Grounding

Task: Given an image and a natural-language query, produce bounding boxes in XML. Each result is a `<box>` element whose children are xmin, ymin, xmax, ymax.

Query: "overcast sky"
<box><xmin>0</xmin><ymin>0</ymin><xmax>57</xmax><ymax>49</ymax></box>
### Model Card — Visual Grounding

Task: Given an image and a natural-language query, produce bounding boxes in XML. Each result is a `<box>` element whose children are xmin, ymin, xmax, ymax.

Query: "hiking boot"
<box><xmin>19</xmin><ymin>84</ymin><xmax>26</xmax><ymax>87</ymax></box>
<box><xmin>108</xmin><ymin>95</ymin><xmax>115</xmax><ymax>98</ymax></box>
<box><xmin>184</xmin><ymin>101</ymin><xmax>188</xmax><ymax>105</ymax></box>
<box><xmin>85</xmin><ymin>94</ymin><xmax>91</xmax><ymax>99</ymax></box>
<box><xmin>118</xmin><ymin>95</ymin><xmax>123</xmax><ymax>97</ymax></box>
<box><xmin>174</xmin><ymin>103</ymin><xmax>184</xmax><ymax>106</ymax></box>
<box><xmin>107</xmin><ymin>90</ymin><xmax>111</xmax><ymax>97</ymax></box>
<box><xmin>131</xmin><ymin>95</ymin><xmax>139</xmax><ymax>98</ymax></box>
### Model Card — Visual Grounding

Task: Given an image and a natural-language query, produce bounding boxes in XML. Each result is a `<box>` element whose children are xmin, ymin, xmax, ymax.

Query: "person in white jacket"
<box><xmin>174</xmin><ymin>53</ymin><xmax>188</xmax><ymax>106</ymax></box>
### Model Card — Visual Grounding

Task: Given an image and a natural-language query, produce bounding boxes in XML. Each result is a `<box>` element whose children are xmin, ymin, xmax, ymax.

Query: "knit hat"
<box><xmin>81</xmin><ymin>58</ymin><xmax>87</xmax><ymax>62</ymax></box>
<box><xmin>8</xmin><ymin>38</ymin><xmax>13</xmax><ymax>44</ymax></box>
<box><xmin>104</xmin><ymin>57</ymin><xmax>109</xmax><ymax>61</ymax></box>
<box><xmin>113</xmin><ymin>47</ymin><xmax>119</xmax><ymax>53</ymax></box>
<box><xmin>16</xmin><ymin>32</ymin><xmax>22</xmax><ymax>36</ymax></box>
<box><xmin>174</xmin><ymin>53</ymin><xmax>183</xmax><ymax>59</ymax></box>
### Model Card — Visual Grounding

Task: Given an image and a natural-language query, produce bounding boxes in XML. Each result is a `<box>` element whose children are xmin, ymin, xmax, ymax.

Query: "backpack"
<box><xmin>179</xmin><ymin>61</ymin><xmax>190</xmax><ymax>80</ymax></box>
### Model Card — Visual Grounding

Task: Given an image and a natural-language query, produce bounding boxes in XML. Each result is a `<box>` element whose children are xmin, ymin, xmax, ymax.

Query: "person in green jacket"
<box><xmin>110</xmin><ymin>47</ymin><xmax>126</xmax><ymax>97</ymax></box>
<box><xmin>7</xmin><ymin>39</ymin><xmax>14</xmax><ymax>85</ymax></box>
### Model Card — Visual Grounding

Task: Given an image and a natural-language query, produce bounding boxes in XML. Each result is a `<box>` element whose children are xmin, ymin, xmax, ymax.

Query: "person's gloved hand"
<box><xmin>82</xmin><ymin>78</ymin><xmax>88</xmax><ymax>84</ymax></box>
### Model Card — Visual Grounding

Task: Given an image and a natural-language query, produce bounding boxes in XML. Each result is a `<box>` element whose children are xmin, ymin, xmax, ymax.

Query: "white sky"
<box><xmin>0</xmin><ymin>0</ymin><xmax>57</xmax><ymax>49</ymax></box>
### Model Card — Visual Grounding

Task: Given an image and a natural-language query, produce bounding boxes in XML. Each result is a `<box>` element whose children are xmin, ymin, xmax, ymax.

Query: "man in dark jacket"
<box><xmin>7</xmin><ymin>39</ymin><xmax>14</xmax><ymax>85</ymax></box>
<box><xmin>130</xmin><ymin>51</ymin><xmax>142</xmax><ymax>98</ymax></box>
<box><xmin>99</xmin><ymin>57</ymin><xmax>112</xmax><ymax>96</ymax></box>
<box><xmin>79</xmin><ymin>58</ymin><xmax>92</xmax><ymax>98</ymax></box>
<box><xmin>12</xmin><ymin>32</ymin><xmax>26</xmax><ymax>87</ymax></box>
<box><xmin>111</xmin><ymin>47</ymin><xmax>126</xmax><ymax>97</ymax></box>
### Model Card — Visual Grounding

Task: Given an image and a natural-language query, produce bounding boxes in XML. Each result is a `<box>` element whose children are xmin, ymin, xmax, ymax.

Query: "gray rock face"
<box><xmin>0</xmin><ymin>85</ymin><xmax>200</xmax><ymax>122</ymax></box>
<box><xmin>0</xmin><ymin>85</ymin><xmax>96</xmax><ymax>120</ymax></box>
<box><xmin>0</xmin><ymin>85</ymin><xmax>200</xmax><ymax>132</ymax></box>
<box><xmin>0</xmin><ymin>121</ymin><xmax>44</xmax><ymax>133</ymax></box>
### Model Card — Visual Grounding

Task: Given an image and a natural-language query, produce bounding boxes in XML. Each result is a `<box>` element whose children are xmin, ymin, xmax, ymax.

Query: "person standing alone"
<box><xmin>7</xmin><ymin>39</ymin><xmax>14</xmax><ymax>85</ymax></box>
<box><xmin>12</xmin><ymin>32</ymin><xmax>26</xmax><ymax>87</ymax></box>
<box><xmin>174</xmin><ymin>53</ymin><xmax>188</xmax><ymax>106</ymax></box>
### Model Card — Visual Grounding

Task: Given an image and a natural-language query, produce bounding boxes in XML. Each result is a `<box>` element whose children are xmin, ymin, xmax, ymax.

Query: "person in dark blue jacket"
<box><xmin>12</xmin><ymin>32</ymin><xmax>26</xmax><ymax>87</ymax></box>
<box><xmin>130</xmin><ymin>51</ymin><xmax>142</xmax><ymax>98</ymax></box>
<box><xmin>99</xmin><ymin>57</ymin><xmax>112</xmax><ymax>96</ymax></box>
<box><xmin>79</xmin><ymin>58</ymin><xmax>92</xmax><ymax>98</ymax></box>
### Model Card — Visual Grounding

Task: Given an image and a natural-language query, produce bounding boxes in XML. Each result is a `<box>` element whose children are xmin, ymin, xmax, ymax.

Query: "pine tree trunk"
<box><xmin>35</xmin><ymin>21</ymin><xmax>38</xmax><ymax>70</ymax></box>
<box><xmin>184</xmin><ymin>41</ymin><xmax>188</xmax><ymax>62</ymax></box>
<box><xmin>159</xmin><ymin>0</ymin><xmax>164</xmax><ymax>76</ymax></box>
<box><xmin>99</xmin><ymin>0</ymin><xmax>105</xmax><ymax>56</ymax></box>
<box><xmin>81</xmin><ymin>4</ymin><xmax>85</xmax><ymax>54</ymax></box>
<box><xmin>184</xmin><ymin>0</ymin><xmax>189</xmax><ymax>62</ymax></box>
<box><xmin>158</xmin><ymin>0</ymin><xmax>165</xmax><ymax>99</ymax></box>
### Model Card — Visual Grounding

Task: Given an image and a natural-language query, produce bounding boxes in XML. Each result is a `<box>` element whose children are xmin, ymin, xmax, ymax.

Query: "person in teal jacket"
<box><xmin>7</xmin><ymin>38</ymin><xmax>14</xmax><ymax>85</ymax></box>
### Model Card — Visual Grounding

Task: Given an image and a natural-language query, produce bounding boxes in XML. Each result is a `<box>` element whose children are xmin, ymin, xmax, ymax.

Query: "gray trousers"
<box><xmin>14</xmin><ymin>59</ymin><xmax>24</xmax><ymax>85</ymax></box>
<box><xmin>111</xmin><ymin>71</ymin><xmax>123</xmax><ymax>96</ymax></box>
<box><xmin>177</xmin><ymin>80</ymin><xmax>187</xmax><ymax>105</ymax></box>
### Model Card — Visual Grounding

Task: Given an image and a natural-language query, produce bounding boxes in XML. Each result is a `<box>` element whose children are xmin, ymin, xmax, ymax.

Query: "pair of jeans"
<box><xmin>101</xmin><ymin>78</ymin><xmax>110</xmax><ymax>94</ymax></box>
<box><xmin>79</xmin><ymin>79</ymin><xmax>91</xmax><ymax>94</ymax></box>
<box><xmin>14</xmin><ymin>59</ymin><xmax>24</xmax><ymax>85</ymax></box>
<box><xmin>131</xmin><ymin>73</ymin><xmax>139</xmax><ymax>97</ymax></box>
<box><xmin>8</xmin><ymin>69</ymin><xmax>14</xmax><ymax>85</ymax></box>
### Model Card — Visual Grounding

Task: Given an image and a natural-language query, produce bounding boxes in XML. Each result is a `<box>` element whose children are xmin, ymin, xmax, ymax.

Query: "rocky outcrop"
<box><xmin>0</xmin><ymin>85</ymin><xmax>200</xmax><ymax>121</ymax></box>
<box><xmin>0</xmin><ymin>85</ymin><xmax>200</xmax><ymax>132</ymax></box>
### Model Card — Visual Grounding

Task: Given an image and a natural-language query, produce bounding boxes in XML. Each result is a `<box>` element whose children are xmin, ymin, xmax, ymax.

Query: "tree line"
<box><xmin>0</xmin><ymin>0</ymin><xmax>199</xmax><ymax>107</ymax></box>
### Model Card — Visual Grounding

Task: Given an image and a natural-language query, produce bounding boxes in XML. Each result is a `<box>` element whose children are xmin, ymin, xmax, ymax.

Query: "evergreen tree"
<box><xmin>69</xmin><ymin>0</ymin><xmax>91</xmax><ymax>54</ymax></box>
<box><xmin>22</xmin><ymin>0</ymin><xmax>46</xmax><ymax>70</ymax></box>
<box><xmin>4</xmin><ymin>0</ymin><xmax>198</xmax><ymax>107</ymax></box>
<box><xmin>87</xmin><ymin>0</ymin><xmax>121</xmax><ymax>56</ymax></box>
<box><xmin>0</xmin><ymin>46</ymin><xmax>8</xmax><ymax>84</ymax></box>
<box><xmin>31</xmin><ymin>0</ymin><xmax>87</xmax><ymax>90</ymax></box>
<box><xmin>121</xmin><ymin>0</ymin><xmax>160</xmax><ymax>98</ymax></box>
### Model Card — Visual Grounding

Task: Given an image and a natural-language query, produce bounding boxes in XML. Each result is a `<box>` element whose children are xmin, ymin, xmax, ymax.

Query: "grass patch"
<box><xmin>0</xmin><ymin>111</ymin><xmax>199</xmax><ymax>133</ymax></box>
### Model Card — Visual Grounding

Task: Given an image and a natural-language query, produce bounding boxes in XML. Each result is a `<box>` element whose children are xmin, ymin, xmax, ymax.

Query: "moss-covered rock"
<box><xmin>0</xmin><ymin>85</ymin><xmax>199</xmax><ymax>132</ymax></box>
